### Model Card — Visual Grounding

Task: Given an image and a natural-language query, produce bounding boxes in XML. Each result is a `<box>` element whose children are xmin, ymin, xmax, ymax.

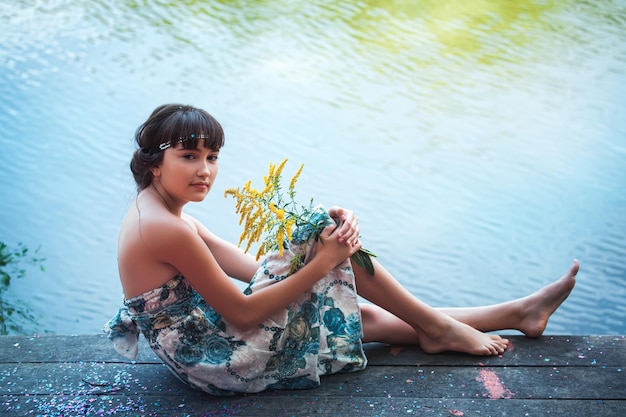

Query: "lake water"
<box><xmin>1</xmin><ymin>0</ymin><xmax>625</xmax><ymax>336</ymax></box>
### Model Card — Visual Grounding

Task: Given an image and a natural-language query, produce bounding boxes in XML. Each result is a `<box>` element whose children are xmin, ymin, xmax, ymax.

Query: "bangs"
<box><xmin>161</xmin><ymin>107</ymin><xmax>225</xmax><ymax>151</ymax></box>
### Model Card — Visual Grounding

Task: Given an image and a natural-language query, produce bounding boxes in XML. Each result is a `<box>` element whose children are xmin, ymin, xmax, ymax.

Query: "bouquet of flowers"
<box><xmin>224</xmin><ymin>159</ymin><xmax>376</xmax><ymax>275</ymax></box>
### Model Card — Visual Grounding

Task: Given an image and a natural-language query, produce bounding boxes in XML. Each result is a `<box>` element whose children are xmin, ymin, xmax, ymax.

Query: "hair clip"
<box><xmin>157</xmin><ymin>134</ymin><xmax>210</xmax><ymax>151</ymax></box>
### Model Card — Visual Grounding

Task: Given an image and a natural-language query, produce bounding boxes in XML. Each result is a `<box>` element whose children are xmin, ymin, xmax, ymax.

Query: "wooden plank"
<box><xmin>364</xmin><ymin>335</ymin><xmax>626</xmax><ymax>367</ymax></box>
<box><xmin>0</xmin><ymin>334</ymin><xmax>624</xmax><ymax>417</ymax></box>
<box><xmin>0</xmin><ymin>334</ymin><xmax>160</xmax><ymax>364</ymax></box>
<box><xmin>1</xmin><ymin>334</ymin><xmax>624</xmax><ymax>367</ymax></box>
<box><xmin>2</xmin><ymin>395</ymin><xmax>624</xmax><ymax>417</ymax></box>
<box><xmin>1</xmin><ymin>361</ymin><xmax>623</xmax><ymax>399</ymax></box>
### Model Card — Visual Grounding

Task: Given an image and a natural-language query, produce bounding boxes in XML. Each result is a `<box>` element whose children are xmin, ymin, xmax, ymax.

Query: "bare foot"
<box><xmin>518</xmin><ymin>260</ymin><xmax>578</xmax><ymax>338</ymax></box>
<box><xmin>417</xmin><ymin>314</ymin><xmax>509</xmax><ymax>356</ymax></box>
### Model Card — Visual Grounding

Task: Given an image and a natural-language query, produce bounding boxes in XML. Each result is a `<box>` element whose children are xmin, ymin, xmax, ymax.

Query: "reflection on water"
<box><xmin>1</xmin><ymin>0</ymin><xmax>625</xmax><ymax>335</ymax></box>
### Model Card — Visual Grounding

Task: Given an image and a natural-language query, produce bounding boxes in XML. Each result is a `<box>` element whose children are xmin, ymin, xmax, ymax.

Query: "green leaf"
<box><xmin>351</xmin><ymin>248</ymin><xmax>377</xmax><ymax>276</ymax></box>
<box><xmin>0</xmin><ymin>241</ymin><xmax>46</xmax><ymax>335</ymax></box>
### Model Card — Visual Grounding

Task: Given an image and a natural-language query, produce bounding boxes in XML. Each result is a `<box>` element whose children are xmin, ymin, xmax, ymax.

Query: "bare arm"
<box><xmin>148</xmin><ymin>217</ymin><xmax>361</xmax><ymax>330</ymax></box>
<box><xmin>184</xmin><ymin>214</ymin><xmax>259</xmax><ymax>283</ymax></box>
<box><xmin>185</xmin><ymin>205</ymin><xmax>361</xmax><ymax>282</ymax></box>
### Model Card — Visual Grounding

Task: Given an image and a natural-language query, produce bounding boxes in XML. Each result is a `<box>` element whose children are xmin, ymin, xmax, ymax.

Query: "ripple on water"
<box><xmin>1</xmin><ymin>0</ymin><xmax>624</xmax><ymax>336</ymax></box>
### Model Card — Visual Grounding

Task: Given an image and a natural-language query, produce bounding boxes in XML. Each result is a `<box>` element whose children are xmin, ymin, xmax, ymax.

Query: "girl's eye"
<box><xmin>208</xmin><ymin>155</ymin><xmax>219</xmax><ymax>162</ymax></box>
<box><xmin>183</xmin><ymin>154</ymin><xmax>195</xmax><ymax>160</ymax></box>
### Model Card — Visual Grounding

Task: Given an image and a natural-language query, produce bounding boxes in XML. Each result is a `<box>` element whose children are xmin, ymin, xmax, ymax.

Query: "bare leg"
<box><xmin>353</xmin><ymin>259</ymin><xmax>509</xmax><ymax>356</ymax></box>
<box><xmin>439</xmin><ymin>260</ymin><xmax>578</xmax><ymax>337</ymax></box>
<box><xmin>359</xmin><ymin>260</ymin><xmax>578</xmax><ymax>349</ymax></box>
<box><xmin>360</xmin><ymin>303</ymin><xmax>418</xmax><ymax>345</ymax></box>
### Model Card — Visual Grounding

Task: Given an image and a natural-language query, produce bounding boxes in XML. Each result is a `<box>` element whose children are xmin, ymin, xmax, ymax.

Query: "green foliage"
<box><xmin>0</xmin><ymin>241</ymin><xmax>46</xmax><ymax>335</ymax></box>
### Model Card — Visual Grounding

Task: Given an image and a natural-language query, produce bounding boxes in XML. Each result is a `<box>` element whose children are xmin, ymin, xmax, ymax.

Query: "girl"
<box><xmin>105</xmin><ymin>104</ymin><xmax>578</xmax><ymax>396</ymax></box>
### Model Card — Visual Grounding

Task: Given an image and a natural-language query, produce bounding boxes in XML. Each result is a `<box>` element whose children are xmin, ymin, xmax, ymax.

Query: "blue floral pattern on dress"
<box><xmin>104</xmin><ymin>206</ymin><xmax>367</xmax><ymax>396</ymax></box>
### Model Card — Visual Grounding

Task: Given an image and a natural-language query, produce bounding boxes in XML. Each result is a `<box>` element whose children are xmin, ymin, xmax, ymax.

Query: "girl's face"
<box><xmin>152</xmin><ymin>142</ymin><xmax>220</xmax><ymax>204</ymax></box>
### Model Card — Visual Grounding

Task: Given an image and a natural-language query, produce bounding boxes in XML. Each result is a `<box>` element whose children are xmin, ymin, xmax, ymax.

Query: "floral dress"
<box><xmin>104</xmin><ymin>207</ymin><xmax>367</xmax><ymax>396</ymax></box>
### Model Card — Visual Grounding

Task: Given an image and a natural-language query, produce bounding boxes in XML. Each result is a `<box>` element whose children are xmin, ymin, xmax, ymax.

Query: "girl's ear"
<box><xmin>150</xmin><ymin>166</ymin><xmax>161</xmax><ymax>179</ymax></box>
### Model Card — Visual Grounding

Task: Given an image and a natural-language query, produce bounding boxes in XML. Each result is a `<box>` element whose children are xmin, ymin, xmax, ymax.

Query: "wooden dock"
<box><xmin>0</xmin><ymin>334</ymin><xmax>624</xmax><ymax>416</ymax></box>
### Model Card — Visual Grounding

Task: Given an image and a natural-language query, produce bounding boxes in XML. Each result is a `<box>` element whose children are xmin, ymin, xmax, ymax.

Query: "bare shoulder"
<box><xmin>181</xmin><ymin>212</ymin><xmax>219</xmax><ymax>243</ymax></box>
<box><xmin>141</xmin><ymin>212</ymin><xmax>201</xmax><ymax>254</ymax></box>
<box><xmin>118</xmin><ymin>205</ymin><xmax>202</xmax><ymax>298</ymax></box>
<box><xmin>181</xmin><ymin>212</ymin><xmax>202</xmax><ymax>234</ymax></box>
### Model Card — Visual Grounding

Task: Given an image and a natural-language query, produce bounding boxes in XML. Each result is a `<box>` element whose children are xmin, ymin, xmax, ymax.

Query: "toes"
<box><xmin>483</xmin><ymin>344</ymin><xmax>498</xmax><ymax>356</ymax></box>
<box><xmin>485</xmin><ymin>338</ymin><xmax>508</xmax><ymax>355</ymax></box>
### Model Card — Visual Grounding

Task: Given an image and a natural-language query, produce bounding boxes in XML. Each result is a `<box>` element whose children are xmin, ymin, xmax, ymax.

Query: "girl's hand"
<box><xmin>317</xmin><ymin>223</ymin><xmax>362</xmax><ymax>267</ymax></box>
<box><xmin>328</xmin><ymin>206</ymin><xmax>360</xmax><ymax>247</ymax></box>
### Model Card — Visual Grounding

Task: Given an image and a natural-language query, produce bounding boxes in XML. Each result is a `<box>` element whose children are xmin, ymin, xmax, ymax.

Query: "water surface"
<box><xmin>1</xmin><ymin>0</ymin><xmax>625</xmax><ymax>335</ymax></box>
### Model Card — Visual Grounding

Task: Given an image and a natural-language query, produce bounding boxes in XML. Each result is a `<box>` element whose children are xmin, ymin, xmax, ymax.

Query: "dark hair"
<box><xmin>130</xmin><ymin>104</ymin><xmax>225</xmax><ymax>190</ymax></box>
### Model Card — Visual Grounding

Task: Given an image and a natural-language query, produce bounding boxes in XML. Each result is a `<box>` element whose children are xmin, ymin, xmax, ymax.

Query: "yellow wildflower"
<box><xmin>274</xmin><ymin>158</ymin><xmax>288</xmax><ymax>179</ymax></box>
<box><xmin>276</xmin><ymin>229</ymin><xmax>285</xmax><ymax>256</ymax></box>
<box><xmin>224</xmin><ymin>158</ymin><xmax>376</xmax><ymax>273</ymax></box>
<box><xmin>289</xmin><ymin>163</ymin><xmax>304</xmax><ymax>191</ymax></box>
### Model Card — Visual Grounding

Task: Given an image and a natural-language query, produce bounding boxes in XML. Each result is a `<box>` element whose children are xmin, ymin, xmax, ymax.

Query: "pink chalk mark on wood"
<box><xmin>506</xmin><ymin>339</ymin><xmax>515</xmax><ymax>352</ymax></box>
<box><xmin>476</xmin><ymin>369</ymin><xmax>513</xmax><ymax>399</ymax></box>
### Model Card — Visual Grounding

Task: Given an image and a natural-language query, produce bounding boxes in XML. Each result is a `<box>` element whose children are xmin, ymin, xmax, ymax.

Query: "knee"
<box><xmin>359</xmin><ymin>303</ymin><xmax>382</xmax><ymax>326</ymax></box>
